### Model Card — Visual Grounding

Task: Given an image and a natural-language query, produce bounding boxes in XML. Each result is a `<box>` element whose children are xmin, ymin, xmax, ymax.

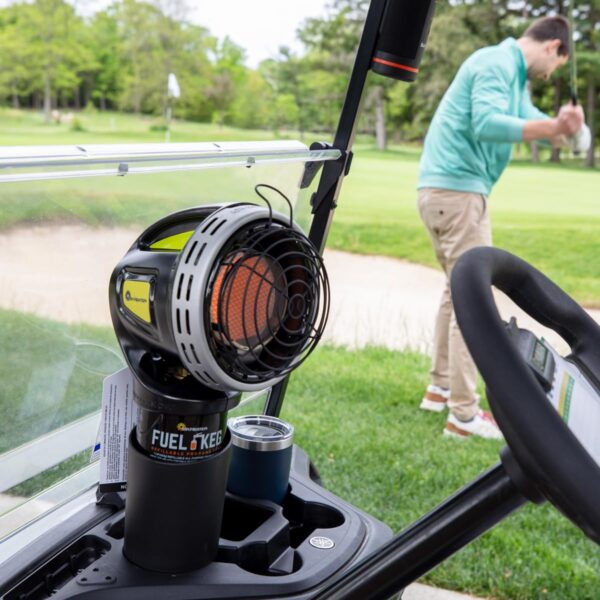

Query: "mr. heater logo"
<box><xmin>125</xmin><ymin>290</ymin><xmax>147</xmax><ymax>303</ymax></box>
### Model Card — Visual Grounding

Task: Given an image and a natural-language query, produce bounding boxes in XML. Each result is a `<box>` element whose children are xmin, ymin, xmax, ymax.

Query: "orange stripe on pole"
<box><xmin>372</xmin><ymin>57</ymin><xmax>419</xmax><ymax>74</ymax></box>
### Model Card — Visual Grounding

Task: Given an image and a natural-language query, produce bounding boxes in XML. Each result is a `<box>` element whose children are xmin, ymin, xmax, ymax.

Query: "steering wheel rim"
<box><xmin>451</xmin><ymin>247</ymin><xmax>600</xmax><ymax>544</ymax></box>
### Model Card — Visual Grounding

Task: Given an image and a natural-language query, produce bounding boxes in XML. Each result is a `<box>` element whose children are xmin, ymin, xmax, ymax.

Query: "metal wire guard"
<box><xmin>206</xmin><ymin>221</ymin><xmax>329</xmax><ymax>384</ymax></box>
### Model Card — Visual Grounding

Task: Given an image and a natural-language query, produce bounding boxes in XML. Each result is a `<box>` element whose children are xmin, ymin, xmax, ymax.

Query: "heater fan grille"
<box><xmin>207</xmin><ymin>221</ymin><xmax>329</xmax><ymax>385</ymax></box>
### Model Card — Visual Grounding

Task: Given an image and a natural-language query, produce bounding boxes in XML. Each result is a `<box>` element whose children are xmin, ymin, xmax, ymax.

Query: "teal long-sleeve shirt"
<box><xmin>418</xmin><ymin>38</ymin><xmax>548</xmax><ymax>196</ymax></box>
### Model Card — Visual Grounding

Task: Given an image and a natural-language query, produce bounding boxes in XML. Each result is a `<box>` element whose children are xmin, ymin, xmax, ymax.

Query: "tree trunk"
<box><xmin>550</xmin><ymin>79</ymin><xmax>562</xmax><ymax>163</ymax></box>
<box><xmin>11</xmin><ymin>83</ymin><xmax>19</xmax><ymax>109</ymax></box>
<box><xmin>84</xmin><ymin>89</ymin><xmax>91</xmax><ymax>109</ymax></box>
<box><xmin>527</xmin><ymin>82</ymin><xmax>539</xmax><ymax>163</ymax></box>
<box><xmin>375</xmin><ymin>86</ymin><xmax>386</xmax><ymax>151</ymax></box>
<box><xmin>298</xmin><ymin>108</ymin><xmax>305</xmax><ymax>141</ymax></box>
<box><xmin>586</xmin><ymin>78</ymin><xmax>596</xmax><ymax>168</ymax></box>
<box><xmin>43</xmin><ymin>73</ymin><xmax>52</xmax><ymax>124</ymax></box>
<box><xmin>550</xmin><ymin>147</ymin><xmax>561</xmax><ymax>163</ymax></box>
<box><xmin>100</xmin><ymin>94</ymin><xmax>107</xmax><ymax>111</ymax></box>
<box><xmin>530</xmin><ymin>142</ymin><xmax>539</xmax><ymax>163</ymax></box>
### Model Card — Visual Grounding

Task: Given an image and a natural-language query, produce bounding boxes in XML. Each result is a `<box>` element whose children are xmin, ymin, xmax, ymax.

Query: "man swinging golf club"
<box><xmin>417</xmin><ymin>16</ymin><xmax>585</xmax><ymax>439</ymax></box>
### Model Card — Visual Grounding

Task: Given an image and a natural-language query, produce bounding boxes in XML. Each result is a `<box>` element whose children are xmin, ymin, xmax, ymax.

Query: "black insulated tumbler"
<box><xmin>227</xmin><ymin>415</ymin><xmax>294</xmax><ymax>504</ymax></box>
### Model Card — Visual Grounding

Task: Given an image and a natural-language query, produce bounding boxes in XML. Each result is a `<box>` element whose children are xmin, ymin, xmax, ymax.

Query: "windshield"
<box><xmin>0</xmin><ymin>141</ymin><xmax>339</xmax><ymax>540</ymax></box>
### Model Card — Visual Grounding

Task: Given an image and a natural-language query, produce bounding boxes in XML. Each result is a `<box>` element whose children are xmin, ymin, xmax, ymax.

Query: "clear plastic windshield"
<box><xmin>0</xmin><ymin>141</ymin><xmax>339</xmax><ymax>542</ymax></box>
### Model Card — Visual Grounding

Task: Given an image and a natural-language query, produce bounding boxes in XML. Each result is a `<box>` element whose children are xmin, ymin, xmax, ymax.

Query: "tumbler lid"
<box><xmin>228</xmin><ymin>415</ymin><xmax>294</xmax><ymax>451</ymax></box>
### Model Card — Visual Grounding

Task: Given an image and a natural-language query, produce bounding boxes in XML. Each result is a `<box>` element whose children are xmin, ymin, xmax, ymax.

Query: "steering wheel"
<box><xmin>451</xmin><ymin>247</ymin><xmax>600</xmax><ymax>544</ymax></box>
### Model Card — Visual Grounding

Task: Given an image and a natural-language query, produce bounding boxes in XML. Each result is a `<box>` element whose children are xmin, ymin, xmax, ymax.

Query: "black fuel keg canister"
<box><xmin>123</xmin><ymin>372</ymin><xmax>241</xmax><ymax>573</ymax></box>
<box><xmin>136</xmin><ymin>409</ymin><xmax>228</xmax><ymax>462</ymax></box>
<box><xmin>124</xmin><ymin>428</ymin><xmax>233</xmax><ymax>573</ymax></box>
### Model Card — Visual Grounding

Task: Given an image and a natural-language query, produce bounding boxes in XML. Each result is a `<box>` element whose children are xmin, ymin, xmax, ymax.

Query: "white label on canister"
<box><xmin>96</xmin><ymin>367</ymin><xmax>139</xmax><ymax>493</ymax></box>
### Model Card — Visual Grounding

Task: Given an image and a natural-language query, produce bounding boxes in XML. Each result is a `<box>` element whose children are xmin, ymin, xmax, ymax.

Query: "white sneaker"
<box><xmin>420</xmin><ymin>384</ymin><xmax>449</xmax><ymax>413</ymax></box>
<box><xmin>444</xmin><ymin>410</ymin><xmax>503</xmax><ymax>440</ymax></box>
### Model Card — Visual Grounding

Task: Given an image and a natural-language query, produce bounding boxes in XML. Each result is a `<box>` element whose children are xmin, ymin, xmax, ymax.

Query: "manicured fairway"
<box><xmin>283</xmin><ymin>345</ymin><xmax>600</xmax><ymax>600</ymax></box>
<box><xmin>328</xmin><ymin>147</ymin><xmax>600</xmax><ymax>305</ymax></box>
<box><xmin>1</xmin><ymin>109</ymin><xmax>598</xmax><ymax>304</ymax></box>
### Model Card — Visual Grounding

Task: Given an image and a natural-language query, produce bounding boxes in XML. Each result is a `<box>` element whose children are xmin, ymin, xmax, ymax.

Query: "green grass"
<box><xmin>327</xmin><ymin>146</ymin><xmax>600</xmax><ymax>306</ymax></box>
<box><xmin>7</xmin><ymin>450</ymin><xmax>92</xmax><ymax>498</ymax></box>
<box><xmin>0</xmin><ymin>109</ymin><xmax>598</xmax><ymax>306</ymax></box>
<box><xmin>0</xmin><ymin>109</ymin><xmax>599</xmax><ymax>304</ymax></box>
<box><xmin>282</xmin><ymin>346</ymin><xmax>600</xmax><ymax>600</ymax></box>
<box><xmin>0</xmin><ymin>308</ymin><xmax>123</xmax><ymax>500</ymax></box>
<box><xmin>0</xmin><ymin>308</ymin><xmax>122</xmax><ymax>454</ymax></box>
<box><xmin>0</xmin><ymin>107</ymin><xmax>287</xmax><ymax>145</ymax></box>
<box><xmin>1</xmin><ymin>309</ymin><xmax>599</xmax><ymax>598</ymax></box>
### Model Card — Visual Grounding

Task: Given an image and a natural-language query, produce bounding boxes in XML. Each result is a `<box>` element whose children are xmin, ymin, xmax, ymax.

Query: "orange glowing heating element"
<box><xmin>210</xmin><ymin>253</ymin><xmax>286</xmax><ymax>347</ymax></box>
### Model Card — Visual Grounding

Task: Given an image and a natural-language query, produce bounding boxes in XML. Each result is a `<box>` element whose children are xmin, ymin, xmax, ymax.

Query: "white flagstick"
<box><xmin>166</xmin><ymin>73</ymin><xmax>181</xmax><ymax>143</ymax></box>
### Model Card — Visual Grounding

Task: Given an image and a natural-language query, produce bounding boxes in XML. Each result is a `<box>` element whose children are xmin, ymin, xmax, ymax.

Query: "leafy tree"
<box><xmin>570</xmin><ymin>0</ymin><xmax>600</xmax><ymax>166</ymax></box>
<box><xmin>228</xmin><ymin>70</ymin><xmax>274</xmax><ymax>130</ymax></box>
<box><xmin>169</xmin><ymin>22</ymin><xmax>215</xmax><ymax>122</ymax></box>
<box><xmin>260</xmin><ymin>48</ymin><xmax>310</xmax><ymax>135</ymax></box>
<box><xmin>24</xmin><ymin>0</ymin><xmax>93</xmax><ymax>121</ymax></box>
<box><xmin>0</xmin><ymin>5</ymin><xmax>35</xmax><ymax>107</ymax></box>
<box><xmin>272</xmin><ymin>93</ymin><xmax>300</xmax><ymax>132</ymax></box>
<box><xmin>116</xmin><ymin>0</ymin><xmax>167</xmax><ymax>113</ymax></box>
<box><xmin>206</xmin><ymin>37</ymin><xmax>247</xmax><ymax>126</ymax></box>
<box><xmin>88</xmin><ymin>9</ymin><xmax>123</xmax><ymax>111</ymax></box>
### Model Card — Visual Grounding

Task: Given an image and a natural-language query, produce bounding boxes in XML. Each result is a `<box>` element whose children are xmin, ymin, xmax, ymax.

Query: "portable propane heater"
<box><xmin>109</xmin><ymin>193</ymin><xmax>329</xmax><ymax>572</ymax></box>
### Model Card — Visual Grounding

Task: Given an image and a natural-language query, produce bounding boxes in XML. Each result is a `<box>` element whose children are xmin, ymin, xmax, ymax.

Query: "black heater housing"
<box><xmin>108</xmin><ymin>202</ymin><xmax>329</xmax><ymax>573</ymax></box>
<box><xmin>371</xmin><ymin>0</ymin><xmax>436</xmax><ymax>82</ymax></box>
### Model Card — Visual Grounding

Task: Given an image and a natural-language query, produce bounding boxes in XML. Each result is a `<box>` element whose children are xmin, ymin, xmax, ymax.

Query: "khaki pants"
<box><xmin>417</xmin><ymin>188</ymin><xmax>492</xmax><ymax>420</ymax></box>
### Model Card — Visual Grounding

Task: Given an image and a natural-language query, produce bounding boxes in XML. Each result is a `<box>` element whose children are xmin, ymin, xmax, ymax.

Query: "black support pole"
<box><xmin>265</xmin><ymin>0</ymin><xmax>388</xmax><ymax>418</ymax></box>
<box><xmin>314</xmin><ymin>462</ymin><xmax>527</xmax><ymax>600</ymax></box>
<box><xmin>308</xmin><ymin>0</ymin><xmax>388</xmax><ymax>254</ymax></box>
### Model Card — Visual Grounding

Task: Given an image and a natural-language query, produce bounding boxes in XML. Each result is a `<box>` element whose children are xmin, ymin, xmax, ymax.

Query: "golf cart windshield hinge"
<box><xmin>301</xmin><ymin>141</ymin><xmax>336</xmax><ymax>189</ymax></box>
<box><xmin>310</xmin><ymin>149</ymin><xmax>353</xmax><ymax>214</ymax></box>
<box><xmin>344</xmin><ymin>150</ymin><xmax>354</xmax><ymax>176</ymax></box>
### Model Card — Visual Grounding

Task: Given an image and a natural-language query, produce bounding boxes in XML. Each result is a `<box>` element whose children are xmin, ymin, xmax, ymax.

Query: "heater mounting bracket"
<box><xmin>309</xmin><ymin>149</ymin><xmax>353</xmax><ymax>214</ymax></box>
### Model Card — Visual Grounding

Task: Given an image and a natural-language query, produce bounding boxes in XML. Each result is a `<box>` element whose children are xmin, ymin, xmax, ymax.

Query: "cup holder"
<box><xmin>217</xmin><ymin>491</ymin><xmax>346</xmax><ymax>577</ymax></box>
<box><xmin>220</xmin><ymin>496</ymin><xmax>275</xmax><ymax>541</ymax></box>
<box><xmin>283</xmin><ymin>494</ymin><xmax>345</xmax><ymax>549</ymax></box>
<box><xmin>218</xmin><ymin>542</ymin><xmax>303</xmax><ymax>576</ymax></box>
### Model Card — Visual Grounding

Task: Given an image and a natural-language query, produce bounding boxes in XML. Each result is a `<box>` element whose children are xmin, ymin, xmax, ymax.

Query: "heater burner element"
<box><xmin>210</xmin><ymin>252</ymin><xmax>287</xmax><ymax>350</ymax></box>
<box><xmin>204</xmin><ymin>217</ymin><xmax>329</xmax><ymax>389</ymax></box>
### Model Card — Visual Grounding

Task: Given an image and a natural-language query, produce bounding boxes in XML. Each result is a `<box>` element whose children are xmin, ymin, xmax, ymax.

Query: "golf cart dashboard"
<box><xmin>508</xmin><ymin>318</ymin><xmax>600</xmax><ymax>469</ymax></box>
<box><xmin>0</xmin><ymin>448</ymin><xmax>391</xmax><ymax>600</ymax></box>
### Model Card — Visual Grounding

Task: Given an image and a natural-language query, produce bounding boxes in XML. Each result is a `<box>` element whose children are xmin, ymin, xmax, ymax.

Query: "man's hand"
<box><xmin>523</xmin><ymin>103</ymin><xmax>585</xmax><ymax>143</ymax></box>
<box><xmin>557</xmin><ymin>103</ymin><xmax>585</xmax><ymax>136</ymax></box>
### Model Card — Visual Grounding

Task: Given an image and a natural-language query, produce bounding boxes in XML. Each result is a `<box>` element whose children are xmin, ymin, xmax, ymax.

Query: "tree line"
<box><xmin>289</xmin><ymin>0</ymin><xmax>599</xmax><ymax>165</ymax></box>
<box><xmin>0</xmin><ymin>0</ymin><xmax>597</xmax><ymax>165</ymax></box>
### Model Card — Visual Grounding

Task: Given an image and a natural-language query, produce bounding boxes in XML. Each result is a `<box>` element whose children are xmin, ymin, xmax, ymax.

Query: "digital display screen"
<box><xmin>531</xmin><ymin>340</ymin><xmax>548</xmax><ymax>372</ymax></box>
